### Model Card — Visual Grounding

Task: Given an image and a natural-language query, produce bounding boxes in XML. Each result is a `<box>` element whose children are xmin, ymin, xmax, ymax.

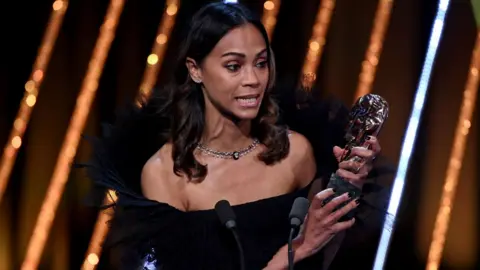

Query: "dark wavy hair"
<box><xmin>147</xmin><ymin>2</ymin><xmax>289</xmax><ymax>180</ymax></box>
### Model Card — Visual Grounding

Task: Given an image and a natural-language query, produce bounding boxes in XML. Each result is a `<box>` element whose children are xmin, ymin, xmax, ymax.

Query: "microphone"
<box><xmin>215</xmin><ymin>200</ymin><xmax>245</xmax><ymax>270</ymax></box>
<box><xmin>288</xmin><ymin>197</ymin><xmax>310</xmax><ymax>270</ymax></box>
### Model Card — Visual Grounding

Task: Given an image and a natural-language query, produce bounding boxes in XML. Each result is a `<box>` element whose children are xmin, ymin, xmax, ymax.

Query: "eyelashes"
<box><xmin>224</xmin><ymin>60</ymin><xmax>268</xmax><ymax>73</ymax></box>
<box><xmin>225</xmin><ymin>63</ymin><xmax>241</xmax><ymax>72</ymax></box>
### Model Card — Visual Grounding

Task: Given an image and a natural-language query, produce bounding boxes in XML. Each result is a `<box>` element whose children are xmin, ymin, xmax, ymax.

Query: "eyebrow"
<box><xmin>221</xmin><ymin>48</ymin><xmax>268</xmax><ymax>58</ymax></box>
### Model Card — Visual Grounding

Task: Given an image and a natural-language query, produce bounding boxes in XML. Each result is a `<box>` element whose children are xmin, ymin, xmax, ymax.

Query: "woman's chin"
<box><xmin>232</xmin><ymin>109</ymin><xmax>260</xmax><ymax>120</ymax></box>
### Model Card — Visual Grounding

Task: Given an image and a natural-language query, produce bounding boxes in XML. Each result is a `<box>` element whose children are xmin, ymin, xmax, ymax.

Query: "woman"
<box><xmin>83</xmin><ymin>2</ymin><xmax>388</xmax><ymax>269</ymax></box>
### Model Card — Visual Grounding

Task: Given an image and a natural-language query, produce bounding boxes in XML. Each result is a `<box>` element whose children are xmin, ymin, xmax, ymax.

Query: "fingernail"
<box><xmin>367</xmin><ymin>136</ymin><xmax>372</xmax><ymax>140</ymax></box>
<box><xmin>348</xmin><ymin>191</ymin><xmax>355</xmax><ymax>198</ymax></box>
<box><xmin>355</xmin><ymin>198</ymin><xmax>361</xmax><ymax>205</ymax></box>
<box><xmin>331</xmin><ymin>188</ymin><xmax>336</xmax><ymax>193</ymax></box>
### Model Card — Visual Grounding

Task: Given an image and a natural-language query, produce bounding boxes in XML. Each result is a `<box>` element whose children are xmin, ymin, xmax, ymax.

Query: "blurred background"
<box><xmin>0</xmin><ymin>0</ymin><xmax>478</xmax><ymax>269</ymax></box>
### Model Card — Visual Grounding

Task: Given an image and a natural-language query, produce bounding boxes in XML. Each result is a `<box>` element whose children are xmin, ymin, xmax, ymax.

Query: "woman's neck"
<box><xmin>202</xmin><ymin>112</ymin><xmax>254</xmax><ymax>152</ymax></box>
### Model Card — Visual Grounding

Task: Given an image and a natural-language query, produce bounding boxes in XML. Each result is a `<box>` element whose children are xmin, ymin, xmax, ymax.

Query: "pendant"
<box><xmin>232</xmin><ymin>151</ymin><xmax>240</xmax><ymax>160</ymax></box>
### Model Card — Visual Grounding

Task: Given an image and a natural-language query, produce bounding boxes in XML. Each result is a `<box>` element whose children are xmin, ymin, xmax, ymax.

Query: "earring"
<box><xmin>192</xmin><ymin>77</ymin><xmax>202</xmax><ymax>83</ymax></box>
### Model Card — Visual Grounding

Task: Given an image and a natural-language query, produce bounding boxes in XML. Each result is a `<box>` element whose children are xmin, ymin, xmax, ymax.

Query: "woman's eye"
<box><xmin>256</xmin><ymin>60</ymin><xmax>268</xmax><ymax>68</ymax></box>
<box><xmin>225</xmin><ymin>64</ymin><xmax>240</xmax><ymax>72</ymax></box>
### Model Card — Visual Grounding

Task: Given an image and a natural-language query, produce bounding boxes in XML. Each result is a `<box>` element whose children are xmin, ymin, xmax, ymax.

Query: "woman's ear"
<box><xmin>186</xmin><ymin>57</ymin><xmax>202</xmax><ymax>83</ymax></box>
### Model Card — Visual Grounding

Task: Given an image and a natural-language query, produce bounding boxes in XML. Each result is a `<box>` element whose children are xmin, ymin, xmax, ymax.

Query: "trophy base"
<box><xmin>325</xmin><ymin>173</ymin><xmax>362</xmax><ymax>222</ymax></box>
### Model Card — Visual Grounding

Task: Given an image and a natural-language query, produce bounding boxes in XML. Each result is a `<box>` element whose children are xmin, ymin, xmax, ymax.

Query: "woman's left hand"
<box><xmin>333</xmin><ymin>136</ymin><xmax>381</xmax><ymax>189</ymax></box>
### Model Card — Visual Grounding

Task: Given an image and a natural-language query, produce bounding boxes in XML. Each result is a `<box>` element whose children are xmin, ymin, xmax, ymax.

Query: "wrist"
<box><xmin>263</xmin><ymin>237</ymin><xmax>308</xmax><ymax>270</ymax></box>
<box><xmin>292</xmin><ymin>237</ymin><xmax>310</xmax><ymax>262</ymax></box>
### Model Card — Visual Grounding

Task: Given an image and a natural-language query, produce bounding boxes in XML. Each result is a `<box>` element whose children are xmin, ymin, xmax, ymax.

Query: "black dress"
<box><xmin>80</xmin><ymin>85</ymin><xmax>395</xmax><ymax>270</ymax></box>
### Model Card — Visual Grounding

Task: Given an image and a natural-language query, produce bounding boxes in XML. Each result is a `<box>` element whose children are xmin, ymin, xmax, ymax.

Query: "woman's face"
<box><xmin>188</xmin><ymin>23</ymin><xmax>269</xmax><ymax>120</ymax></box>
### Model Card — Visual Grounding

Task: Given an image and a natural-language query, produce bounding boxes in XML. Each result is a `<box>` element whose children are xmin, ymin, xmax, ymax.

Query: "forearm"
<box><xmin>263</xmin><ymin>238</ymin><xmax>308</xmax><ymax>270</ymax></box>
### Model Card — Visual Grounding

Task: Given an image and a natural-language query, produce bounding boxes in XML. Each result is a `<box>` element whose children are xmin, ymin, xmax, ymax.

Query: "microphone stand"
<box><xmin>215</xmin><ymin>200</ymin><xmax>246</xmax><ymax>270</ymax></box>
<box><xmin>287</xmin><ymin>197</ymin><xmax>309</xmax><ymax>270</ymax></box>
<box><xmin>287</xmin><ymin>226</ymin><xmax>298</xmax><ymax>270</ymax></box>
<box><xmin>230</xmin><ymin>228</ymin><xmax>246</xmax><ymax>270</ymax></box>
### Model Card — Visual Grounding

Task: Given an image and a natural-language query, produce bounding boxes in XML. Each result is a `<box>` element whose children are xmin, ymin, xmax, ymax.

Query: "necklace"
<box><xmin>196</xmin><ymin>138</ymin><xmax>260</xmax><ymax>160</ymax></box>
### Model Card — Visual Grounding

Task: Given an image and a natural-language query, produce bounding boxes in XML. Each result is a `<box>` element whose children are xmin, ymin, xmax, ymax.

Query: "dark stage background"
<box><xmin>0</xmin><ymin>0</ymin><xmax>478</xmax><ymax>269</ymax></box>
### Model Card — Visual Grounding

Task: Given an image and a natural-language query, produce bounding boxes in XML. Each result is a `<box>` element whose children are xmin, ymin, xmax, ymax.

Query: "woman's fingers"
<box><xmin>318</xmin><ymin>192</ymin><xmax>350</xmax><ymax>214</ymax></box>
<box><xmin>338</xmin><ymin>159</ymin><xmax>360</xmax><ymax>170</ymax></box>
<box><xmin>336</xmin><ymin>167</ymin><xmax>368</xmax><ymax>180</ymax></box>
<box><xmin>331</xmin><ymin>217</ymin><xmax>356</xmax><ymax>233</ymax></box>
<box><xmin>311</xmin><ymin>188</ymin><xmax>335</xmax><ymax>209</ymax></box>
<box><xmin>327</xmin><ymin>198</ymin><xmax>359</xmax><ymax>224</ymax></box>
<box><xmin>365</xmin><ymin>136</ymin><xmax>381</xmax><ymax>155</ymax></box>
<box><xmin>302</xmin><ymin>192</ymin><xmax>359</xmax><ymax>254</ymax></box>
<box><xmin>349</xmin><ymin>146</ymin><xmax>375</xmax><ymax>161</ymax></box>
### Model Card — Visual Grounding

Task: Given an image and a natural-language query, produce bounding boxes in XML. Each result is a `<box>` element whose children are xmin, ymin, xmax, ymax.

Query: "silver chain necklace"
<box><xmin>196</xmin><ymin>138</ymin><xmax>260</xmax><ymax>160</ymax></box>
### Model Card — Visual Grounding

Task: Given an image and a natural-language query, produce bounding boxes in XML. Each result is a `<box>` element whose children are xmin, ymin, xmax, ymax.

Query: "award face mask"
<box><xmin>341</xmin><ymin>94</ymin><xmax>389</xmax><ymax>163</ymax></box>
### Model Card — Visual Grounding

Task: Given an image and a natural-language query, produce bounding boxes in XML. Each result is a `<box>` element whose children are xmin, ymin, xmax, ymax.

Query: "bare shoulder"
<box><xmin>141</xmin><ymin>143</ymin><xmax>185</xmax><ymax>209</ymax></box>
<box><xmin>286</xmin><ymin>130</ymin><xmax>316</xmax><ymax>187</ymax></box>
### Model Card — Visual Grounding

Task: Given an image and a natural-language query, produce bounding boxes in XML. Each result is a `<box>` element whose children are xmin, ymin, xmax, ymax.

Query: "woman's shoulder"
<box><xmin>285</xmin><ymin>130</ymin><xmax>316</xmax><ymax>188</ymax></box>
<box><xmin>141</xmin><ymin>143</ymin><xmax>187</xmax><ymax>211</ymax></box>
<box><xmin>287</xmin><ymin>130</ymin><xmax>312</xmax><ymax>152</ymax></box>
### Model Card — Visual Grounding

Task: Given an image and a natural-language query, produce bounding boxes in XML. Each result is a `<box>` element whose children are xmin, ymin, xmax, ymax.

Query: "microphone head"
<box><xmin>215</xmin><ymin>200</ymin><xmax>237</xmax><ymax>229</ymax></box>
<box><xmin>289</xmin><ymin>197</ymin><xmax>310</xmax><ymax>227</ymax></box>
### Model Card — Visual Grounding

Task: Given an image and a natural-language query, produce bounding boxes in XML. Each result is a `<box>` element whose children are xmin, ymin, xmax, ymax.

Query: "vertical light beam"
<box><xmin>261</xmin><ymin>0</ymin><xmax>281</xmax><ymax>41</ymax></box>
<box><xmin>138</xmin><ymin>0</ymin><xmax>180</xmax><ymax>102</ymax></box>
<box><xmin>372</xmin><ymin>1</ymin><xmax>451</xmax><ymax>269</ymax></box>
<box><xmin>353</xmin><ymin>0</ymin><xmax>394</xmax><ymax>101</ymax></box>
<box><xmin>21</xmin><ymin>1</ymin><xmax>125</xmax><ymax>269</ymax></box>
<box><xmin>0</xmin><ymin>0</ymin><xmax>68</xmax><ymax>204</ymax></box>
<box><xmin>426</xmin><ymin>31</ymin><xmax>480</xmax><ymax>270</ymax></box>
<box><xmin>300</xmin><ymin>0</ymin><xmax>336</xmax><ymax>88</ymax></box>
<box><xmin>81</xmin><ymin>191</ymin><xmax>117</xmax><ymax>270</ymax></box>
<box><xmin>82</xmin><ymin>2</ymin><xmax>181</xmax><ymax>268</ymax></box>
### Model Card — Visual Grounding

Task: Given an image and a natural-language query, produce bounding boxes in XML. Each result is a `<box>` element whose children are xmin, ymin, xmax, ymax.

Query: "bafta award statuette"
<box><xmin>326</xmin><ymin>94</ymin><xmax>389</xmax><ymax>220</ymax></box>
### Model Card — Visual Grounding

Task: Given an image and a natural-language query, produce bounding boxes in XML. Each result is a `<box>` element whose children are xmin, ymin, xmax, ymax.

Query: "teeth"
<box><xmin>238</xmin><ymin>98</ymin><xmax>256</xmax><ymax>102</ymax></box>
<box><xmin>236</xmin><ymin>97</ymin><xmax>257</xmax><ymax>106</ymax></box>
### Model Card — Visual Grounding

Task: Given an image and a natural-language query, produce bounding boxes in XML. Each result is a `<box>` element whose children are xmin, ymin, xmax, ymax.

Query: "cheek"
<box><xmin>260</xmin><ymin>69</ymin><xmax>270</xmax><ymax>87</ymax></box>
<box><xmin>202</xmin><ymin>70</ymin><xmax>239</xmax><ymax>102</ymax></box>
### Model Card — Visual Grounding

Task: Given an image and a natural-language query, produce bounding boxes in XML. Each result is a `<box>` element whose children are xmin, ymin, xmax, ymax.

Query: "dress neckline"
<box><xmin>143</xmin><ymin>180</ymin><xmax>313</xmax><ymax>214</ymax></box>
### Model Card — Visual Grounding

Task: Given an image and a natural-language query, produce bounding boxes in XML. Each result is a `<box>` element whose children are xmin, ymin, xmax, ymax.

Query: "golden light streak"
<box><xmin>426</xmin><ymin>31</ymin><xmax>480</xmax><ymax>270</ymax></box>
<box><xmin>300</xmin><ymin>0</ymin><xmax>336</xmax><ymax>88</ymax></box>
<box><xmin>138</xmin><ymin>0</ymin><xmax>180</xmax><ymax>102</ymax></box>
<box><xmin>353</xmin><ymin>0</ymin><xmax>394</xmax><ymax>101</ymax></box>
<box><xmin>81</xmin><ymin>191</ymin><xmax>116</xmax><ymax>270</ymax></box>
<box><xmin>0</xmin><ymin>0</ymin><xmax>68</xmax><ymax>204</ymax></box>
<box><xmin>83</xmin><ymin>2</ymin><xmax>180</xmax><ymax>268</ymax></box>
<box><xmin>21</xmin><ymin>1</ymin><xmax>125</xmax><ymax>269</ymax></box>
<box><xmin>261</xmin><ymin>0</ymin><xmax>281</xmax><ymax>41</ymax></box>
